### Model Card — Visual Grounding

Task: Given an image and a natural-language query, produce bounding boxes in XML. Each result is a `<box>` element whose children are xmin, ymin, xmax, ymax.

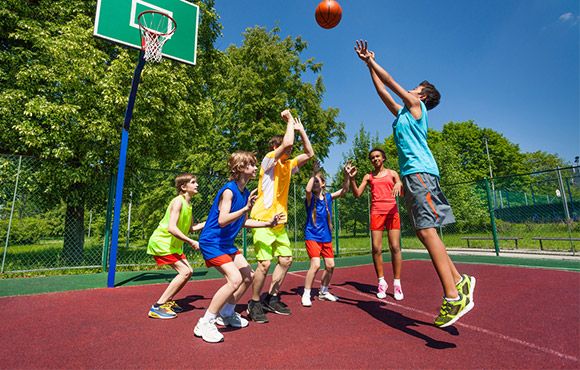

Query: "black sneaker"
<box><xmin>246</xmin><ymin>300</ymin><xmax>269</xmax><ymax>323</ymax></box>
<box><xmin>263</xmin><ymin>295</ymin><xmax>291</xmax><ymax>315</ymax></box>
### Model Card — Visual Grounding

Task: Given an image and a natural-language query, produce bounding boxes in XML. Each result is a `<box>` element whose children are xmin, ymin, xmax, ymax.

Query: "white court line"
<box><xmin>288</xmin><ymin>271</ymin><xmax>578</xmax><ymax>363</ymax></box>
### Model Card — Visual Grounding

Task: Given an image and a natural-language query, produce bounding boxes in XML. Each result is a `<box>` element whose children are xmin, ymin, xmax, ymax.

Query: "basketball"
<box><xmin>315</xmin><ymin>0</ymin><xmax>342</xmax><ymax>29</ymax></box>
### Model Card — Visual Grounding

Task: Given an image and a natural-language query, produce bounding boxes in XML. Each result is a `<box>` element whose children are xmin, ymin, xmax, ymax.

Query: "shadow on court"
<box><xmin>114</xmin><ymin>270</ymin><xmax>208</xmax><ymax>287</ymax></box>
<box><xmin>331</xmin><ymin>281</ymin><xmax>458</xmax><ymax>348</ymax></box>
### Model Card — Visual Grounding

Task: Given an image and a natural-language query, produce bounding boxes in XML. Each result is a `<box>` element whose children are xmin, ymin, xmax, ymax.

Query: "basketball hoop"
<box><xmin>138</xmin><ymin>10</ymin><xmax>177</xmax><ymax>63</ymax></box>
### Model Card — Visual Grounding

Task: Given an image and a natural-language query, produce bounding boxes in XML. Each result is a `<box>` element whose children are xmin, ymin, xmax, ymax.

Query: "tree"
<box><xmin>0</xmin><ymin>0</ymin><xmax>222</xmax><ymax>263</ymax></box>
<box><xmin>185</xmin><ymin>26</ymin><xmax>346</xmax><ymax>182</ymax></box>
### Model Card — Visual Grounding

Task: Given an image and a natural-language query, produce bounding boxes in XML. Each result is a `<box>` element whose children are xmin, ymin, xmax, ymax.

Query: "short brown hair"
<box><xmin>175</xmin><ymin>173</ymin><xmax>196</xmax><ymax>195</ymax></box>
<box><xmin>228</xmin><ymin>151</ymin><xmax>257</xmax><ymax>180</ymax></box>
<box><xmin>419</xmin><ymin>80</ymin><xmax>441</xmax><ymax>110</ymax></box>
<box><xmin>368</xmin><ymin>148</ymin><xmax>386</xmax><ymax>161</ymax></box>
<box><xmin>269</xmin><ymin>135</ymin><xmax>283</xmax><ymax>149</ymax></box>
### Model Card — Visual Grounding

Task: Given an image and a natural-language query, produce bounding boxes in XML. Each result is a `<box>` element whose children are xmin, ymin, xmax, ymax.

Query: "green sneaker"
<box><xmin>456</xmin><ymin>274</ymin><xmax>476</xmax><ymax>303</ymax></box>
<box><xmin>434</xmin><ymin>293</ymin><xmax>474</xmax><ymax>328</ymax></box>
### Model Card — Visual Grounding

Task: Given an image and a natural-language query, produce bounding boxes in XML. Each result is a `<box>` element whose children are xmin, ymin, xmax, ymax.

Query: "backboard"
<box><xmin>94</xmin><ymin>0</ymin><xmax>199</xmax><ymax>65</ymax></box>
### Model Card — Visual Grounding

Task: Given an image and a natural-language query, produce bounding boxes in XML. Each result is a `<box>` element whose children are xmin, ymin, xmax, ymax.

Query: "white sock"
<box><xmin>303</xmin><ymin>288</ymin><xmax>311</xmax><ymax>297</ymax></box>
<box><xmin>203</xmin><ymin>310</ymin><xmax>217</xmax><ymax>321</ymax></box>
<box><xmin>394</xmin><ymin>279</ymin><xmax>401</xmax><ymax>287</ymax></box>
<box><xmin>219</xmin><ymin>303</ymin><xmax>235</xmax><ymax>317</ymax></box>
<box><xmin>320</xmin><ymin>285</ymin><xmax>329</xmax><ymax>294</ymax></box>
<box><xmin>444</xmin><ymin>296</ymin><xmax>461</xmax><ymax>302</ymax></box>
<box><xmin>378</xmin><ymin>277</ymin><xmax>385</xmax><ymax>283</ymax></box>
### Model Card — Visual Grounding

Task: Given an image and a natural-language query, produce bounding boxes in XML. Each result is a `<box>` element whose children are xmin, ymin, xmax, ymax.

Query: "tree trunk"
<box><xmin>63</xmin><ymin>205</ymin><xmax>84</xmax><ymax>265</ymax></box>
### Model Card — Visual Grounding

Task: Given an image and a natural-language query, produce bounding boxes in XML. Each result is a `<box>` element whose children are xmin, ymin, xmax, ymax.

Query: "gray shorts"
<box><xmin>402</xmin><ymin>173</ymin><xmax>455</xmax><ymax>230</ymax></box>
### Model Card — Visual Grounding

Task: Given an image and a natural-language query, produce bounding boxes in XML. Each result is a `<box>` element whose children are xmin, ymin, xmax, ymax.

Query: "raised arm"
<box><xmin>331</xmin><ymin>166</ymin><xmax>351</xmax><ymax>199</ymax></box>
<box><xmin>293</xmin><ymin>116</ymin><xmax>315</xmax><ymax>168</ymax></box>
<box><xmin>347</xmin><ymin>165</ymin><xmax>369</xmax><ymax>198</ymax></box>
<box><xmin>217</xmin><ymin>189</ymin><xmax>257</xmax><ymax>227</ymax></box>
<box><xmin>355</xmin><ymin>40</ymin><xmax>422</xmax><ymax>119</ymax></box>
<box><xmin>167</xmin><ymin>198</ymin><xmax>199</xmax><ymax>250</ymax></box>
<box><xmin>190</xmin><ymin>221</ymin><xmax>205</xmax><ymax>233</ymax></box>
<box><xmin>369</xmin><ymin>66</ymin><xmax>401</xmax><ymax>117</ymax></box>
<box><xmin>273</xmin><ymin>109</ymin><xmax>296</xmax><ymax>162</ymax></box>
<box><xmin>305</xmin><ymin>176</ymin><xmax>316</xmax><ymax>206</ymax></box>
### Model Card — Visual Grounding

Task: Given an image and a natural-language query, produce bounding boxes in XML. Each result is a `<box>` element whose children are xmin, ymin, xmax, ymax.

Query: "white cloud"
<box><xmin>558</xmin><ymin>12</ymin><xmax>579</xmax><ymax>25</ymax></box>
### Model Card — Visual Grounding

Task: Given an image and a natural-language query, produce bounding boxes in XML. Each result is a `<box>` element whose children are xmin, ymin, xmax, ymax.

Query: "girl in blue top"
<box><xmin>194</xmin><ymin>151</ymin><xmax>283</xmax><ymax>344</ymax></box>
<box><xmin>301</xmin><ymin>165</ymin><xmax>350</xmax><ymax>307</ymax></box>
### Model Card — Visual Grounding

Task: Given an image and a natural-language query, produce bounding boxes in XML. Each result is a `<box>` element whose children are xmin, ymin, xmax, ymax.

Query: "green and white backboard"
<box><xmin>94</xmin><ymin>0</ymin><xmax>199</xmax><ymax>65</ymax></box>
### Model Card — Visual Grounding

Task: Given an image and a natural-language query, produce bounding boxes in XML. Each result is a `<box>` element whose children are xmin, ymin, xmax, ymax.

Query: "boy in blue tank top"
<box><xmin>193</xmin><ymin>151</ymin><xmax>283</xmax><ymax>343</ymax></box>
<box><xmin>354</xmin><ymin>40</ymin><xmax>476</xmax><ymax>328</ymax></box>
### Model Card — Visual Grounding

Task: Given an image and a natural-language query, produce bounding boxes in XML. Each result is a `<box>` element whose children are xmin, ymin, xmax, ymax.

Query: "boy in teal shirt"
<box><xmin>354</xmin><ymin>40</ymin><xmax>476</xmax><ymax>328</ymax></box>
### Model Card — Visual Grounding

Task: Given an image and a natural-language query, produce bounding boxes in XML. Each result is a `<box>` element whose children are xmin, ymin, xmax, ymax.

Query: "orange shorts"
<box><xmin>153</xmin><ymin>253</ymin><xmax>187</xmax><ymax>266</ymax></box>
<box><xmin>370</xmin><ymin>213</ymin><xmax>400</xmax><ymax>231</ymax></box>
<box><xmin>205</xmin><ymin>250</ymin><xmax>241</xmax><ymax>268</ymax></box>
<box><xmin>305</xmin><ymin>240</ymin><xmax>334</xmax><ymax>259</ymax></box>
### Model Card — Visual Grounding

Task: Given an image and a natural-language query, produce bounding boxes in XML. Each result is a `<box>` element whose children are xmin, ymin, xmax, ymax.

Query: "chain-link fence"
<box><xmin>1</xmin><ymin>153</ymin><xmax>578</xmax><ymax>275</ymax></box>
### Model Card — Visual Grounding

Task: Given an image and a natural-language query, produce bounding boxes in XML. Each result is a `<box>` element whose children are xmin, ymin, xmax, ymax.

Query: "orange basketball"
<box><xmin>315</xmin><ymin>0</ymin><xmax>342</xmax><ymax>29</ymax></box>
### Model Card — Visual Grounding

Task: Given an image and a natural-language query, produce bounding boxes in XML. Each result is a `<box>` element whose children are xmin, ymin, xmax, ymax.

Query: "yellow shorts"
<box><xmin>253</xmin><ymin>226</ymin><xmax>292</xmax><ymax>261</ymax></box>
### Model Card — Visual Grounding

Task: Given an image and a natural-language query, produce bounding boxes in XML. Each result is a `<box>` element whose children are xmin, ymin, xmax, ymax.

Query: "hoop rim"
<box><xmin>137</xmin><ymin>10</ymin><xmax>177</xmax><ymax>36</ymax></box>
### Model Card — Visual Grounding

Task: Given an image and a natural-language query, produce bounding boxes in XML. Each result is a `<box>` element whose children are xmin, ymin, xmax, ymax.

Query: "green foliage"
<box><xmin>0</xmin><ymin>217</ymin><xmax>48</xmax><ymax>245</ymax></box>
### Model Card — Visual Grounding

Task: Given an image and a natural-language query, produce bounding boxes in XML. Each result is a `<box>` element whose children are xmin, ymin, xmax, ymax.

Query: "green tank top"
<box><xmin>147</xmin><ymin>195</ymin><xmax>192</xmax><ymax>256</ymax></box>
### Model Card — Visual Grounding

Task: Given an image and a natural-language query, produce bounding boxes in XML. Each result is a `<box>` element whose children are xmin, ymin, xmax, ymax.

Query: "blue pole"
<box><xmin>107</xmin><ymin>53</ymin><xmax>146</xmax><ymax>288</ymax></box>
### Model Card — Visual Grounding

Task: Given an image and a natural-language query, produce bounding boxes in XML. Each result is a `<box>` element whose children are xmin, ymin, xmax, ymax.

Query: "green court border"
<box><xmin>1</xmin><ymin>251</ymin><xmax>578</xmax><ymax>298</ymax></box>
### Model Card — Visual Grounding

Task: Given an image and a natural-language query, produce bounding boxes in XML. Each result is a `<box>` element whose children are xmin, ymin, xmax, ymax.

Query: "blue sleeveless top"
<box><xmin>304</xmin><ymin>193</ymin><xmax>333</xmax><ymax>243</ymax></box>
<box><xmin>199</xmin><ymin>181</ymin><xmax>249</xmax><ymax>260</ymax></box>
<box><xmin>392</xmin><ymin>101</ymin><xmax>439</xmax><ymax>177</ymax></box>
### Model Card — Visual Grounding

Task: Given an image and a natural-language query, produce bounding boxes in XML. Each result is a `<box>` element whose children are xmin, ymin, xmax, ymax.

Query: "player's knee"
<box><xmin>371</xmin><ymin>246</ymin><xmax>382</xmax><ymax>255</ymax></box>
<box><xmin>229</xmin><ymin>275</ymin><xmax>243</xmax><ymax>290</ymax></box>
<box><xmin>179</xmin><ymin>268</ymin><xmax>192</xmax><ymax>279</ymax></box>
<box><xmin>279</xmin><ymin>256</ymin><xmax>292</xmax><ymax>268</ymax></box>
<box><xmin>389</xmin><ymin>244</ymin><xmax>401</xmax><ymax>254</ymax></box>
<box><xmin>311</xmin><ymin>260</ymin><xmax>321</xmax><ymax>270</ymax></box>
<box><xmin>325</xmin><ymin>260</ymin><xmax>335</xmax><ymax>270</ymax></box>
<box><xmin>257</xmin><ymin>260</ymin><xmax>271</xmax><ymax>273</ymax></box>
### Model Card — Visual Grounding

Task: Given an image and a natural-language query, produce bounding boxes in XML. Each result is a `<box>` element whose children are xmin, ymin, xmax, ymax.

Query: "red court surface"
<box><xmin>1</xmin><ymin>260</ymin><xmax>578</xmax><ymax>369</ymax></box>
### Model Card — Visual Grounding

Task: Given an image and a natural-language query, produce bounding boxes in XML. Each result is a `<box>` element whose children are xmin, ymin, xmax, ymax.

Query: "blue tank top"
<box><xmin>304</xmin><ymin>193</ymin><xmax>333</xmax><ymax>243</ymax></box>
<box><xmin>392</xmin><ymin>101</ymin><xmax>439</xmax><ymax>177</ymax></box>
<box><xmin>199</xmin><ymin>181</ymin><xmax>249</xmax><ymax>260</ymax></box>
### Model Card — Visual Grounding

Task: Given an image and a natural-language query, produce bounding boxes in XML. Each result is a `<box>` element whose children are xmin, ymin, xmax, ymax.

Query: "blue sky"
<box><xmin>213</xmin><ymin>0</ymin><xmax>580</xmax><ymax>174</ymax></box>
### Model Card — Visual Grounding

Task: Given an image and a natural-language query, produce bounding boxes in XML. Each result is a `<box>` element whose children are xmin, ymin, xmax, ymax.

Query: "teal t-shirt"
<box><xmin>392</xmin><ymin>101</ymin><xmax>439</xmax><ymax>177</ymax></box>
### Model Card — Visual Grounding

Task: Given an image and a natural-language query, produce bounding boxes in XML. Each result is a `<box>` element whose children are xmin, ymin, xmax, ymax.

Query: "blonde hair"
<box><xmin>311</xmin><ymin>173</ymin><xmax>333</xmax><ymax>232</ymax></box>
<box><xmin>175</xmin><ymin>173</ymin><xmax>196</xmax><ymax>195</ymax></box>
<box><xmin>228</xmin><ymin>151</ymin><xmax>257</xmax><ymax>180</ymax></box>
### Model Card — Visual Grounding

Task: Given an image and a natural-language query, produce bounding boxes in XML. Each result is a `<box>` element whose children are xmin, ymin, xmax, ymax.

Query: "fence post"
<box><xmin>1</xmin><ymin>155</ymin><xmax>22</xmax><ymax>274</ymax></box>
<box><xmin>242</xmin><ymin>228</ymin><xmax>247</xmax><ymax>257</ymax></box>
<box><xmin>334</xmin><ymin>197</ymin><xmax>340</xmax><ymax>257</ymax></box>
<box><xmin>102</xmin><ymin>173</ymin><xmax>116</xmax><ymax>272</ymax></box>
<box><xmin>557</xmin><ymin>166</ymin><xmax>575</xmax><ymax>254</ymax></box>
<box><xmin>485</xmin><ymin>178</ymin><xmax>500</xmax><ymax>256</ymax></box>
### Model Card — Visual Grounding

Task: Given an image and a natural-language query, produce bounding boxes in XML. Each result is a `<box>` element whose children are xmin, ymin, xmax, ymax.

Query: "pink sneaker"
<box><xmin>393</xmin><ymin>284</ymin><xmax>404</xmax><ymax>301</ymax></box>
<box><xmin>376</xmin><ymin>280</ymin><xmax>387</xmax><ymax>299</ymax></box>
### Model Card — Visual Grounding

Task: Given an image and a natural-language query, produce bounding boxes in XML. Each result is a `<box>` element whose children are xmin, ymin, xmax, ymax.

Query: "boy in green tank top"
<box><xmin>146</xmin><ymin>173</ymin><xmax>205</xmax><ymax>319</ymax></box>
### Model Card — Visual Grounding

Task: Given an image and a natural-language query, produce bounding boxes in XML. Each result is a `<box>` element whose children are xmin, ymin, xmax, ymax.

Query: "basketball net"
<box><xmin>138</xmin><ymin>11</ymin><xmax>176</xmax><ymax>63</ymax></box>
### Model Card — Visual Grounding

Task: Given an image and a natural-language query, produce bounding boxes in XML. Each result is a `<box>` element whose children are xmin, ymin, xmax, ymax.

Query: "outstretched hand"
<box><xmin>344</xmin><ymin>161</ymin><xmax>357</xmax><ymax>178</ymax></box>
<box><xmin>293</xmin><ymin>116</ymin><xmax>305</xmax><ymax>132</ymax></box>
<box><xmin>281</xmin><ymin>109</ymin><xmax>294</xmax><ymax>123</ymax></box>
<box><xmin>246</xmin><ymin>189</ymin><xmax>258</xmax><ymax>212</ymax></box>
<box><xmin>354</xmin><ymin>40</ymin><xmax>374</xmax><ymax>63</ymax></box>
<box><xmin>188</xmin><ymin>239</ymin><xmax>200</xmax><ymax>250</ymax></box>
<box><xmin>269</xmin><ymin>212</ymin><xmax>286</xmax><ymax>227</ymax></box>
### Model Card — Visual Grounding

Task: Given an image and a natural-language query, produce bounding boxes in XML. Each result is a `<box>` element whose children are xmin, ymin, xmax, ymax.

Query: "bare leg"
<box><xmin>269</xmin><ymin>256</ymin><xmax>293</xmax><ymax>295</ymax></box>
<box><xmin>371</xmin><ymin>230</ymin><xmax>385</xmax><ymax>278</ymax></box>
<box><xmin>207</xmin><ymin>262</ymin><xmax>242</xmax><ymax>314</ymax></box>
<box><xmin>230</xmin><ymin>254</ymin><xmax>254</xmax><ymax>304</ymax></box>
<box><xmin>387</xmin><ymin>229</ymin><xmax>402</xmax><ymax>280</ymax></box>
<box><xmin>156</xmin><ymin>259</ymin><xmax>193</xmax><ymax>304</ymax></box>
<box><xmin>416</xmin><ymin>228</ymin><xmax>458</xmax><ymax>298</ymax></box>
<box><xmin>251</xmin><ymin>260</ymin><xmax>271</xmax><ymax>301</ymax></box>
<box><xmin>304</xmin><ymin>257</ymin><xmax>320</xmax><ymax>290</ymax></box>
<box><xmin>320</xmin><ymin>257</ymin><xmax>335</xmax><ymax>287</ymax></box>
